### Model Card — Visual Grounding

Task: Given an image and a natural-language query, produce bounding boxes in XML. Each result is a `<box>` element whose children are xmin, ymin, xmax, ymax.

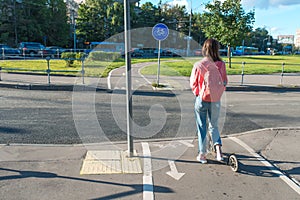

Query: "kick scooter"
<box><xmin>206</xmin><ymin>133</ymin><xmax>239</xmax><ymax>172</ymax></box>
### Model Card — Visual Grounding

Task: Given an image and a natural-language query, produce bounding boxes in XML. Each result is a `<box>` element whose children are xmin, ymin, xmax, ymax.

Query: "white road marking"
<box><xmin>229</xmin><ymin>137</ymin><xmax>300</xmax><ymax>195</ymax></box>
<box><xmin>107</xmin><ymin>66</ymin><xmax>125</xmax><ymax>90</ymax></box>
<box><xmin>179</xmin><ymin>140</ymin><xmax>194</xmax><ymax>147</ymax></box>
<box><xmin>107</xmin><ymin>70</ymin><xmax>113</xmax><ymax>90</ymax></box>
<box><xmin>166</xmin><ymin>160</ymin><xmax>185</xmax><ymax>180</ymax></box>
<box><xmin>138</xmin><ymin>67</ymin><xmax>152</xmax><ymax>85</ymax></box>
<box><xmin>141</xmin><ymin>142</ymin><xmax>154</xmax><ymax>200</ymax></box>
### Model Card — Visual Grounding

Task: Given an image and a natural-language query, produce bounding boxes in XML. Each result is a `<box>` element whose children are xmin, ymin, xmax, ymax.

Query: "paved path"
<box><xmin>0</xmin><ymin>63</ymin><xmax>299</xmax><ymax>199</ymax></box>
<box><xmin>0</xmin><ymin>128</ymin><xmax>299</xmax><ymax>199</ymax></box>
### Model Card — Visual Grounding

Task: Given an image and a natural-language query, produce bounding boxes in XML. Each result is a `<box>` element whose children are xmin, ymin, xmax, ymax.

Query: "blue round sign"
<box><xmin>152</xmin><ymin>23</ymin><xmax>169</xmax><ymax>41</ymax></box>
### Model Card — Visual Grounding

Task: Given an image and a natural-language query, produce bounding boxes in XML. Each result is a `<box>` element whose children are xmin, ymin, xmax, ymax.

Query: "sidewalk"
<box><xmin>0</xmin><ymin>72</ymin><xmax>299</xmax><ymax>199</ymax></box>
<box><xmin>0</xmin><ymin>128</ymin><xmax>299</xmax><ymax>199</ymax></box>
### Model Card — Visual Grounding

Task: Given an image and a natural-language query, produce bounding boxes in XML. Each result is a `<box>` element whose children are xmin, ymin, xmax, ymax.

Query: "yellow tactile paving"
<box><xmin>121</xmin><ymin>151</ymin><xmax>142</xmax><ymax>174</ymax></box>
<box><xmin>80</xmin><ymin>150</ymin><xmax>142</xmax><ymax>175</ymax></box>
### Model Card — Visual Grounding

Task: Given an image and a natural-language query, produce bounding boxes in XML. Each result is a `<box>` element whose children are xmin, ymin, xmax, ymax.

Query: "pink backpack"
<box><xmin>199</xmin><ymin>59</ymin><xmax>225</xmax><ymax>102</ymax></box>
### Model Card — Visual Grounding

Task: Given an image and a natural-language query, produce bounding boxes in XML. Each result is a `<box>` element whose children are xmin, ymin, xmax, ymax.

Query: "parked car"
<box><xmin>0</xmin><ymin>44</ymin><xmax>20</xmax><ymax>59</ymax></box>
<box><xmin>46</xmin><ymin>46</ymin><xmax>67</xmax><ymax>57</ymax></box>
<box><xmin>131</xmin><ymin>48</ymin><xmax>144</xmax><ymax>57</ymax></box>
<box><xmin>47</xmin><ymin>46</ymin><xmax>66</xmax><ymax>53</ymax></box>
<box><xmin>121</xmin><ymin>48</ymin><xmax>144</xmax><ymax>58</ymax></box>
<box><xmin>294</xmin><ymin>51</ymin><xmax>300</xmax><ymax>55</ymax></box>
<box><xmin>18</xmin><ymin>42</ymin><xmax>45</xmax><ymax>57</ymax></box>
<box><xmin>193</xmin><ymin>49</ymin><xmax>202</xmax><ymax>56</ymax></box>
<box><xmin>39</xmin><ymin>47</ymin><xmax>58</xmax><ymax>58</ymax></box>
<box><xmin>154</xmin><ymin>48</ymin><xmax>180</xmax><ymax>57</ymax></box>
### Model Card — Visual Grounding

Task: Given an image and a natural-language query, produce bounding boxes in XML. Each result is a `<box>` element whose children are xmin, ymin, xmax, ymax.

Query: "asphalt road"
<box><xmin>0</xmin><ymin>88</ymin><xmax>299</xmax><ymax>144</ymax></box>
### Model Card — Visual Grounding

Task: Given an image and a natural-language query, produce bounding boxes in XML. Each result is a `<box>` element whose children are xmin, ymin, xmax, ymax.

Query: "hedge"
<box><xmin>61</xmin><ymin>52</ymin><xmax>86</xmax><ymax>67</ymax></box>
<box><xmin>87</xmin><ymin>51</ymin><xmax>121</xmax><ymax>61</ymax></box>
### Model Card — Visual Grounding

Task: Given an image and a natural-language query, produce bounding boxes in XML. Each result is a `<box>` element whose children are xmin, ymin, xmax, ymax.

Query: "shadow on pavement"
<box><xmin>0</xmin><ymin>167</ymin><xmax>174</xmax><ymax>200</ymax></box>
<box><xmin>111</xmin><ymin>89</ymin><xmax>177</xmax><ymax>97</ymax></box>
<box><xmin>138</xmin><ymin>154</ymin><xmax>296</xmax><ymax>179</ymax></box>
<box><xmin>0</xmin><ymin>126</ymin><xmax>28</xmax><ymax>134</ymax></box>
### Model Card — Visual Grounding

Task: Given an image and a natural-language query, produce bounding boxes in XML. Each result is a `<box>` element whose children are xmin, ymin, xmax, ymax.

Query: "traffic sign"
<box><xmin>152</xmin><ymin>23</ymin><xmax>169</xmax><ymax>41</ymax></box>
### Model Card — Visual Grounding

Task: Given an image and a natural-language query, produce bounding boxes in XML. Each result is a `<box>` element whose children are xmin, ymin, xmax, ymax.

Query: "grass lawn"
<box><xmin>1</xmin><ymin>55</ymin><xmax>300</xmax><ymax>77</ymax></box>
<box><xmin>141</xmin><ymin>55</ymin><xmax>300</xmax><ymax>76</ymax></box>
<box><xmin>0</xmin><ymin>57</ymin><xmax>160</xmax><ymax>77</ymax></box>
<box><xmin>0</xmin><ymin>59</ymin><xmax>82</xmax><ymax>75</ymax></box>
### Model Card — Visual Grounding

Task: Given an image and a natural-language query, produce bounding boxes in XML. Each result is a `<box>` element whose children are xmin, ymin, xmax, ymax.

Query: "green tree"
<box><xmin>0</xmin><ymin>0</ymin><xmax>23</xmax><ymax>46</ymax></box>
<box><xmin>133</xmin><ymin>2</ymin><xmax>158</xmax><ymax>28</ymax></box>
<box><xmin>160</xmin><ymin>3</ymin><xmax>188</xmax><ymax>32</ymax></box>
<box><xmin>76</xmin><ymin>0</ymin><xmax>125</xmax><ymax>43</ymax></box>
<box><xmin>201</xmin><ymin>0</ymin><xmax>255</xmax><ymax>67</ymax></box>
<box><xmin>43</xmin><ymin>0</ymin><xmax>69</xmax><ymax>47</ymax></box>
<box><xmin>244</xmin><ymin>27</ymin><xmax>269</xmax><ymax>51</ymax></box>
<box><xmin>0</xmin><ymin>0</ymin><xmax>69</xmax><ymax>47</ymax></box>
<box><xmin>191</xmin><ymin>12</ymin><xmax>206</xmax><ymax>47</ymax></box>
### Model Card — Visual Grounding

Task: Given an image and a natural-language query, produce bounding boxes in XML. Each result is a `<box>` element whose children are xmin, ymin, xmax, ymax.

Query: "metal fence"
<box><xmin>0</xmin><ymin>57</ymin><xmax>85</xmax><ymax>85</ymax></box>
<box><xmin>0</xmin><ymin>56</ymin><xmax>299</xmax><ymax>87</ymax></box>
<box><xmin>228</xmin><ymin>61</ymin><xmax>300</xmax><ymax>86</ymax></box>
<box><xmin>1</xmin><ymin>47</ymin><xmax>87</xmax><ymax>60</ymax></box>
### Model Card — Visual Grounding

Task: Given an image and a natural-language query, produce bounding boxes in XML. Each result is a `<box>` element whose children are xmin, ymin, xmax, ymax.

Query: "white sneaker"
<box><xmin>216</xmin><ymin>154</ymin><xmax>224</xmax><ymax>161</ymax></box>
<box><xmin>215</xmin><ymin>145</ymin><xmax>224</xmax><ymax>161</ymax></box>
<box><xmin>196</xmin><ymin>154</ymin><xmax>207</xmax><ymax>164</ymax></box>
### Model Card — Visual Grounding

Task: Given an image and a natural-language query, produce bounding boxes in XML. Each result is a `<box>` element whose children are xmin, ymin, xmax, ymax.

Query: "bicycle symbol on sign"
<box><xmin>155</xmin><ymin>28</ymin><xmax>166</xmax><ymax>37</ymax></box>
<box><xmin>152</xmin><ymin>23</ymin><xmax>169</xmax><ymax>41</ymax></box>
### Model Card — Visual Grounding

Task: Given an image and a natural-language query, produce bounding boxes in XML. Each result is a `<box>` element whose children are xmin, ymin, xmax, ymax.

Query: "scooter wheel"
<box><xmin>228</xmin><ymin>154</ymin><xmax>239</xmax><ymax>172</ymax></box>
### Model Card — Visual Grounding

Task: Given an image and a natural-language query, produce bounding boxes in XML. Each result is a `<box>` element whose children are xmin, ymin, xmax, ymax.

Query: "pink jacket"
<box><xmin>190</xmin><ymin>57</ymin><xmax>228</xmax><ymax>97</ymax></box>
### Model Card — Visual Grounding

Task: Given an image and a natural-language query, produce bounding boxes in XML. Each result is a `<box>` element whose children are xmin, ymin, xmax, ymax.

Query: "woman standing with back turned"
<box><xmin>190</xmin><ymin>38</ymin><xmax>228</xmax><ymax>164</ymax></box>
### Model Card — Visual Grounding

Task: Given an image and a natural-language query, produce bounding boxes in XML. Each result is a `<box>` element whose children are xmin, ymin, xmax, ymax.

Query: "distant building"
<box><xmin>295</xmin><ymin>29</ymin><xmax>300</xmax><ymax>48</ymax></box>
<box><xmin>277</xmin><ymin>35</ymin><xmax>294</xmax><ymax>44</ymax></box>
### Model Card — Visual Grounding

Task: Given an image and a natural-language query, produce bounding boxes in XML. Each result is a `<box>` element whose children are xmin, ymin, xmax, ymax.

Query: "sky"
<box><xmin>139</xmin><ymin>0</ymin><xmax>300</xmax><ymax>39</ymax></box>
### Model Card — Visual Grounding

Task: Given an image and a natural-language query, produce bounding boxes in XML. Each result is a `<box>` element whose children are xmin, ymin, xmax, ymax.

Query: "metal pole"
<box><xmin>72</xmin><ymin>10</ymin><xmax>76</xmax><ymax>50</ymax></box>
<box><xmin>13</xmin><ymin>0</ymin><xmax>18</xmax><ymax>46</ymax></box>
<box><xmin>241</xmin><ymin>61</ymin><xmax>245</xmax><ymax>85</ymax></box>
<box><xmin>81</xmin><ymin>57</ymin><xmax>85</xmax><ymax>84</ymax></box>
<box><xmin>46</xmin><ymin>57</ymin><xmax>51</xmax><ymax>85</ymax></box>
<box><xmin>186</xmin><ymin>3</ymin><xmax>192</xmax><ymax>57</ymax></box>
<box><xmin>280</xmin><ymin>62</ymin><xmax>285</xmax><ymax>85</ymax></box>
<box><xmin>2</xmin><ymin>48</ymin><xmax>4</xmax><ymax>60</ymax></box>
<box><xmin>124</xmin><ymin>0</ymin><xmax>133</xmax><ymax>157</ymax></box>
<box><xmin>156</xmin><ymin>40</ymin><xmax>161</xmax><ymax>86</ymax></box>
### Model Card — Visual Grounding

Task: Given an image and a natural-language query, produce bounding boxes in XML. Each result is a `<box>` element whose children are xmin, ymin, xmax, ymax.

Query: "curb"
<box><xmin>0</xmin><ymin>81</ymin><xmax>299</xmax><ymax>92</ymax></box>
<box><xmin>0</xmin><ymin>82</ymin><xmax>108</xmax><ymax>92</ymax></box>
<box><xmin>226</xmin><ymin>85</ymin><xmax>300</xmax><ymax>92</ymax></box>
<box><xmin>2</xmin><ymin>127</ymin><xmax>299</xmax><ymax>146</ymax></box>
<box><xmin>223</xmin><ymin>126</ymin><xmax>300</xmax><ymax>138</ymax></box>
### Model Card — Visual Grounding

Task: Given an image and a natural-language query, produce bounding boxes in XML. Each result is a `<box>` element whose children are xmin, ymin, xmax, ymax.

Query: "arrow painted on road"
<box><xmin>166</xmin><ymin>160</ymin><xmax>185</xmax><ymax>180</ymax></box>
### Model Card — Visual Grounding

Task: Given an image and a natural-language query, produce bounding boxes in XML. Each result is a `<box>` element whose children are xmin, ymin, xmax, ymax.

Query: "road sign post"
<box><xmin>152</xmin><ymin>23</ymin><xmax>169</xmax><ymax>87</ymax></box>
<box><xmin>116</xmin><ymin>0</ymin><xmax>140</xmax><ymax>157</ymax></box>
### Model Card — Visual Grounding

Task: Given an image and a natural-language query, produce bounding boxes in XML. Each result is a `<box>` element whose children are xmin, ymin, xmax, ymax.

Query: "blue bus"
<box><xmin>235</xmin><ymin>46</ymin><xmax>259</xmax><ymax>55</ymax></box>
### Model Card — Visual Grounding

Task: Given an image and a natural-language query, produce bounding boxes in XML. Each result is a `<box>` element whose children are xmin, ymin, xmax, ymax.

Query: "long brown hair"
<box><xmin>202</xmin><ymin>38</ymin><xmax>222</xmax><ymax>62</ymax></box>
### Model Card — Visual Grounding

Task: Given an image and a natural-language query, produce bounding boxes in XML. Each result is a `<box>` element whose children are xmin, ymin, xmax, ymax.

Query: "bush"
<box><xmin>61</xmin><ymin>52</ymin><xmax>86</xmax><ymax>67</ymax></box>
<box><xmin>87</xmin><ymin>51</ymin><xmax>121</xmax><ymax>61</ymax></box>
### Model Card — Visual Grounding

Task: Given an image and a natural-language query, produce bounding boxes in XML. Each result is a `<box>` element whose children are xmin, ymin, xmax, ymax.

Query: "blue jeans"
<box><xmin>194</xmin><ymin>96</ymin><xmax>222</xmax><ymax>154</ymax></box>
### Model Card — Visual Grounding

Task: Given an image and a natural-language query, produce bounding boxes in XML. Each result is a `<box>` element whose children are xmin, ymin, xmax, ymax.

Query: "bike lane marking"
<box><xmin>142</xmin><ymin>142</ymin><xmax>154</xmax><ymax>200</ymax></box>
<box><xmin>229</xmin><ymin>136</ymin><xmax>300</xmax><ymax>195</ymax></box>
<box><xmin>107</xmin><ymin>66</ymin><xmax>125</xmax><ymax>90</ymax></box>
